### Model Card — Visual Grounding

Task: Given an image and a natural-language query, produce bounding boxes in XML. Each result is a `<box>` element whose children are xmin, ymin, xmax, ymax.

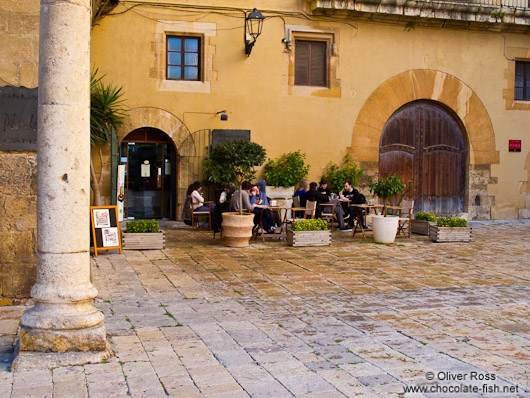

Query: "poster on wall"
<box><xmin>93</xmin><ymin>208</ymin><xmax>111</xmax><ymax>228</ymax></box>
<box><xmin>141</xmin><ymin>160</ymin><xmax>150</xmax><ymax>177</ymax></box>
<box><xmin>117</xmin><ymin>165</ymin><xmax>125</xmax><ymax>221</ymax></box>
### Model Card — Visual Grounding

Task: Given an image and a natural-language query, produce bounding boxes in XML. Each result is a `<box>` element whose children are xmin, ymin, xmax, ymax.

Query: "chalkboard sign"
<box><xmin>90</xmin><ymin>206</ymin><xmax>122</xmax><ymax>256</ymax></box>
<box><xmin>211</xmin><ymin>129</ymin><xmax>250</xmax><ymax>147</ymax></box>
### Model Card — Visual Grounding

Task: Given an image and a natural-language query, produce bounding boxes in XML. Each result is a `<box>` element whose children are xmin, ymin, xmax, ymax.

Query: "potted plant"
<box><xmin>412</xmin><ymin>211</ymin><xmax>437</xmax><ymax>235</ymax></box>
<box><xmin>287</xmin><ymin>218</ymin><xmax>330</xmax><ymax>247</ymax></box>
<box><xmin>321</xmin><ymin>154</ymin><xmax>364</xmax><ymax>194</ymax></box>
<box><xmin>263</xmin><ymin>151</ymin><xmax>310</xmax><ymax>199</ymax></box>
<box><xmin>369</xmin><ymin>174</ymin><xmax>406</xmax><ymax>243</ymax></box>
<box><xmin>204</xmin><ymin>140</ymin><xmax>266</xmax><ymax>247</ymax></box>
<box><xmin>122</xmin><ymin>219</ymin><xmax>165</xmax><ymax>250</ymax></box>
<box><xmin>429</xmin><ymin>216</ymin><xmax>472</xmax><ymax>242</ymax></box>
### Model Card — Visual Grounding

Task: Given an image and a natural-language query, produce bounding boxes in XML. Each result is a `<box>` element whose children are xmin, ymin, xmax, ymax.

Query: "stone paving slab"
<box><xmin>0</xmin><ymin>222</ymin><xmax>530</xmax><ymax>397</ymax></box>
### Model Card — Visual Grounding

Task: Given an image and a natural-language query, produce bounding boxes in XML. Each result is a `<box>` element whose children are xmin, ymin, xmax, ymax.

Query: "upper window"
<box><xmin>515</xmin><ymin>61</ymin><xmax>530</xmax><ymax>101</ymax></box>
<box><xmin>294</xmin><ymin>40</ymin><xmax>327</xmax><ymax>87</ymax></box>
<box><xmin>167</xmin><ymin>36</ymin><xmax>201</xmax><ymax>81</ymax></box>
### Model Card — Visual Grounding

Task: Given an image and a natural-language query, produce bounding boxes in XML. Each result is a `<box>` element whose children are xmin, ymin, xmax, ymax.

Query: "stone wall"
<box><xmin>0</xmin><ymin>152</ymin><xmax>37</xmax><ymax>298</ymax></box>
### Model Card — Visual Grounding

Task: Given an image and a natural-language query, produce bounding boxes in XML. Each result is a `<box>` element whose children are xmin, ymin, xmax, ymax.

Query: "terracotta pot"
<box><xmin>222</xmin><ymin>212</ymin><xmax>255</xmax><ymax>247</ymax></box>
<box><xmin>372</xmin><ymin>215</ymin><xmax>399</xmax><ymax>243</ymax></box>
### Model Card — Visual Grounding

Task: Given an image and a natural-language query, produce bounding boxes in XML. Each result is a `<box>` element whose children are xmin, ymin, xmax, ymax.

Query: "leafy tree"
<box><xmin>90</xmin><ymin>68</ymin><xmax>127</xmax><ymax>206</ymax></box>
<box><xmin>369</xmin><ymin>174</ymin><xmax>406</xmax><ymax>208</ymax></box>
<box><xmin>204</xmin><ymin>140</ymin><xmax>266</xmax><ymax>215</ymax></box>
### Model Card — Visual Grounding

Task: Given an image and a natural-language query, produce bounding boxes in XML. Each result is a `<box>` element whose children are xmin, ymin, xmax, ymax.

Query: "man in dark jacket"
<box><xmin>339</xmin><ymin>181</ymin><xmax>367</xmax><ymax>228</ymax></box>
<box><xmin>306</xmin><ymin>182</ymin><xmax>351</xmax><ymax>231</ymax></box>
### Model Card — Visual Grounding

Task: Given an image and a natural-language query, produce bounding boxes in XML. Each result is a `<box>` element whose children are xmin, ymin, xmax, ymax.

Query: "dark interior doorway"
<box><xmin>121</xmin><ymin>128</ymin><xmax>177</xmax><ymax>220</ymax></box>
<box><xmin>379</xmin><ymin>101</ymin><xmax>467</xmax><ymax>215</ymax></box>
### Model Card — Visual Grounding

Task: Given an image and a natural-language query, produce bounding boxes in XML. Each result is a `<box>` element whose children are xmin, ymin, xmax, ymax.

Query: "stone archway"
<box><xmin>118</xmin><ymin>107</ymin><xmax>193</xmax><ymax>220</ymax></box>
<box><xmin>119</xmin><ymin>107</ymin><xmax>191</xmax><ymax>149</ymax></box>
<box><xmin>349</xmin><ymin>70</ymin><xmax>499</xmax><ymax>219</ymax></box>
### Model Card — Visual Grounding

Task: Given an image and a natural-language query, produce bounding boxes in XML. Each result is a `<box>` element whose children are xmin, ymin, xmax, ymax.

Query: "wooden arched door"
<box><xmin>379</xmin><ymin>101</ymin><xmax>467</xmax><ymax>215</ymax></box>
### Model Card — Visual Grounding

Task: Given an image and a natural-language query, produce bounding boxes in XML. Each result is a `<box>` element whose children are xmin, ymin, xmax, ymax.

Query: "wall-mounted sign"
<box><xmin>212</xmin><ymin>129</ymin><xmax>250</xmax><ymax>147</ymax></box>
<box><xmin>0</xmin><ymin>86</ymin><xmax>38</xmax><ymax>151</ymax></box>
<box><xmin>509</xmin><ymin>140</ymin><xmax>522</xmax><ymax>152</ymax></box>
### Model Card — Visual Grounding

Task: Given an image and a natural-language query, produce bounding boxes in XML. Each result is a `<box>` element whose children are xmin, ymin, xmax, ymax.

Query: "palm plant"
<box><xmin>90</xmin><ymin>68</ymin><xmax>127</xmax><ymax>205</ymax></box>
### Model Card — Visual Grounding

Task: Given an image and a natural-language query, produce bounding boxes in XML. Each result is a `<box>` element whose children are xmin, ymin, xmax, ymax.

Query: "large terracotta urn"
<box><xmin>222</xmin><ymin>212</ymin><xmax>255</xmax><ymax>247</ymax></box>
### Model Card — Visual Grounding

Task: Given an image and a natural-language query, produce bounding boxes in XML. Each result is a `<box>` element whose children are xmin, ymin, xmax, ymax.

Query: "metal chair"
<box><xmin>320</xmin><ymin>203</ymin><xmax>336</xmax><ymax>231</ymax></box>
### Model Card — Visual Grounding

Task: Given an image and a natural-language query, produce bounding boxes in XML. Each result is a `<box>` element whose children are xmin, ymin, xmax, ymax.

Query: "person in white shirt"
<box><xmin>189</xmin><ymin>181</ymin><xmax>215</xmax><ymax>212</ymax></box>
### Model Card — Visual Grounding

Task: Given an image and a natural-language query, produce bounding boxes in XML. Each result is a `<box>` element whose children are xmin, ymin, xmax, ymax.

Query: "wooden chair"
<box><xmin>191</xmin><ymin>201</ymin><xmax>213</xmax><ymax>230</ymax></box>
<box><xmin>384</xmin><ymin>200</ymin><xmax>414</xmax><ymax>238</ymax></box>
<box><xmin>305</xmin><ymin>200</ymin><xmax>317</xmax><ymax>219</ymax></box>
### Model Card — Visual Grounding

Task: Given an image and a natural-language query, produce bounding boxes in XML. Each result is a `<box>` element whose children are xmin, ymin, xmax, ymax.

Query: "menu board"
<box><xmin>90</xmin><ymin>206</ymin><xmax>122</xmax><ymax>256</ymax></box>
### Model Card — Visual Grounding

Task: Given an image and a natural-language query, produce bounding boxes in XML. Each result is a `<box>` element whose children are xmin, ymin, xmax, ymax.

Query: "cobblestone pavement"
<box><xmin>1</xmin><ymin>222</ymin><xmax>529</xmax><ymax>397</ymax></box>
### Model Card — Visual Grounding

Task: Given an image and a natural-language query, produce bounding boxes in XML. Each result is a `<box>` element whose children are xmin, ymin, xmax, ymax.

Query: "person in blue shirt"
<box><xmin>294</xmin><ymin>179</ymin><xmax>309</xmax><ymax>207</ymax></box>
<box><xmin>250</xmin><ymin>180</ymin><xmax>280</xmax><ymax>232</ymax></box>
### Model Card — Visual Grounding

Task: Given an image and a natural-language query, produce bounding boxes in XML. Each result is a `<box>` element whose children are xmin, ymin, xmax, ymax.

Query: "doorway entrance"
<box><xmin>121</xmin><ymin>128</ymin><xmax>176</xmax><ymax>220</ymax></box>
<box><xmin>379</xmin><ymin>100</ymin><xmax>467</xmax><ymax>215</ymax></box>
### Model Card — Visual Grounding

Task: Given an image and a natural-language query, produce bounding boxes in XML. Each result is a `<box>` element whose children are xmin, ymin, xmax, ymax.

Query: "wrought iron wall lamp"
<box><xmin>244</xmin><ymin>8</ymin><xmax>264</xmax><ymax>56</ymax></box>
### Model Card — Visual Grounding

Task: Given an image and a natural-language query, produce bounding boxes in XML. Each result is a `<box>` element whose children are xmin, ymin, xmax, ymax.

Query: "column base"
<box><xmin>12</xmin><ymin>341</ymin><xmax>112</xmax><ymax>371</ymax></box>
<box><xmin>19</xmin><ymin>324</ymin><xmax>107</xmax><ymax>352</ymax></box>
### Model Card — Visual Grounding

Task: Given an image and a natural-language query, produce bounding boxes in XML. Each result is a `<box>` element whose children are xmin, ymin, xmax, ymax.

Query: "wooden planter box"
<box><xmin>287</xmin><ymin>229</ymin><xmax>331</xmax><ymax>247</ymax></box>
<box><xmin>411</xmin><ymin>220</ymin><xmax>436</xmax><ymax>236</ymax></box>
<box><xmin>122</xmin><ymin>232</ymin><xmax>165</xmax><ymax>250</ymax></box>
<box><xmin>429</xmin><ymin>225</ymin><xmax>472</xmax><ymax>243</ymax></box>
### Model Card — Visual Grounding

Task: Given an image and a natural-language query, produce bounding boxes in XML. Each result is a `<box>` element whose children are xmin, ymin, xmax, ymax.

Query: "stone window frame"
<box><xmin>283</xmin><ymin>25</ymin><xmax>340</xmax><ymax>98</ymax></box>
<box><xmin>166</xmin><ymin>35</ymin><xmax>202</xmax><ymax>82</ymax></box>
<box><xmin>503</xmin><ymin>47</ymin><xmax>530</xmax><ymax>110</ymax></box>
<box><xmin>153</xmin><ymin>21</ymin><xmax>216</xmax><ymax>93</ymax></box>
<box><xmin>514</xmin><ymin>60</ymin><xmax>530</xmax><ymax>101</ymax></box>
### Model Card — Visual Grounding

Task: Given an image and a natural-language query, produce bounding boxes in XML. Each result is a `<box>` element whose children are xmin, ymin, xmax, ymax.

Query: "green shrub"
<box><xmin>263</xmin><ymin>151</ymin><xmax>310</xmax><ymax>187</ymax></box>
<box><xmin>369</xmin><ymin>174</ymin><xmax>406</xmax><ymax>206</ymax></box>
<box><xmin>414</xmin><ymin>211</ymin><xmax>437</xmax><ymax>222</ymax></box>
<box><xmin>321</xmin><ymin>155</ymin><xmax>364</xmax><ymax>193</ymax></box>
<box><xmin>126</xmin><ymin>219</ymin><xmax>159</xmax><ymax>233</ymax></box>
<box><xmin>436</xmin><ymin>217</ymin><xmax>467</xmax><ymax>227</ymax></box>
<box><xmin>292</xmin><ymin>218</ymin><xmax>328</xmax><ymax>231</ymax></box>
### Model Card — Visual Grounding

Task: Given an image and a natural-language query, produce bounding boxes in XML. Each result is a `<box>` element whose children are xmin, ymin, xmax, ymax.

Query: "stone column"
<box><xmin>18</xmin><ymin>0</ymin><xmax>107</xmax><ymax>354</ymax></box>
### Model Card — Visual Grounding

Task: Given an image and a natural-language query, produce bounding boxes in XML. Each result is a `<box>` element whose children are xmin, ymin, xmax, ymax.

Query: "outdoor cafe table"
<box><xmin>351</xmin><ymin>204</ymin><xmax>385</xmax><ymax>238</ymax></box>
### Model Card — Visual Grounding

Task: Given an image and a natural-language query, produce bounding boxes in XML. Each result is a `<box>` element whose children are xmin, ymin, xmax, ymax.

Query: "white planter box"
<box><xmin>266</xmin><ymin>186</ymin><xmax>295</xmax><ymax>199</ymax></box>
<box><xmin>429</xmin><ymin>225</ymin><xmax>472</xmax><ymax>242</ymax></box>
<box><xmin>287</xmin><ymin>229</ymin><xmax>331</xmax><ymax>247</ymax></box>
<box><xmin>122</xmin><ymin>232</ymin><xmax>165</xmax><ymax>250</ymax></box>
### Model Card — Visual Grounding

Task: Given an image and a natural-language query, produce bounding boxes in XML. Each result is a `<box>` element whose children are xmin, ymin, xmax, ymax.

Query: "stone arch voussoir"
<box><xmin>349</xmin><ymin>69</ymin><xmax>499</xmax><ymax>165</ymax></box>
<box><xmin>119</xmin><ymin>107</ymin><xmax>191</xmax><ymax>150</ymax></box>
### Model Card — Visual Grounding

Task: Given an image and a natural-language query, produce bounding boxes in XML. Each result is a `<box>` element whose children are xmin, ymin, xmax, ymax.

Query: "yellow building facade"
<box><xmin>90</xmin><ymin>0</ymin><xmax>530</xmax><ymax>220</ymax></box>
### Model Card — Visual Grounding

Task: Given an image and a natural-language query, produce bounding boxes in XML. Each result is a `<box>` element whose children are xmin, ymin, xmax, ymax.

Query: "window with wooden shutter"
<box><xmin>167</xmin><ymin>36</ymin><xmax>201</xmax><ymax>81</ymax></box>
<box><xmin>295</xmin><ymin>41</ymin><xmax>327</xmax><ymax>87</ymax></box>
<box><xmin>515</xmin><ymin>61</ymin><xmax>530</xmax><ymax>101</ymax></box>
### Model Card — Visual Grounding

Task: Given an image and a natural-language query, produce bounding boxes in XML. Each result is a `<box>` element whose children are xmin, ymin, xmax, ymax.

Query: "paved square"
<box><xmin>1</xmin><ymin>221</ymin><xmax>529</xmax><ymax>397</ymax></box>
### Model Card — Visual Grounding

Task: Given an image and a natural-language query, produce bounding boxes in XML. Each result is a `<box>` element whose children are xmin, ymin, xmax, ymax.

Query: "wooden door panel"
<box><xmin>379</xmin><ymin>101</ymin><xmax>466</xmax><ymax>215</ymax></box>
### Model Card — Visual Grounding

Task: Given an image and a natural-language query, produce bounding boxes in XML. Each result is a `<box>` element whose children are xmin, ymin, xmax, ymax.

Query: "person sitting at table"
<box><xmin>318</xmin><ymin>178</ymin><xmax>331</xmax><ymax>196</ymax></box>
<box><xmin>190</xmin><ymin>181</ymin><xmax>215</xmax><ymax>212</ymax></box>
<box><xmin>339</xmin><ymin>181</ymin><xmax>367</xmax><ymax>229</ymax></box>
<box><xmin>294</xmin><ymin>179</ymin><xmax>309</xmax><ymax>207</ymax></box>
<box><xmin>230</xmin><ymin>181</ymin><xmax>254</xmax><ymax>213</ymax></box>
<box><xmin>250</xmin><ymin>180</ymin><xmax>279</xmax><ymax>233</ymax></box>
<box><xmin>306</xmin><ymin>182</ymin><xmax>351</xmax><ymax>231</ymax></box>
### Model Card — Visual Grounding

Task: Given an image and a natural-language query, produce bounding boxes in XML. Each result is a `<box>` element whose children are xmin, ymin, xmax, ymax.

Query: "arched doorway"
<box><xmin>379</xmin><ymin>100</ymin><xmax>467</xmax><ymax>215</ymax></box>
<box><xmin>120</xmin><ymin>128</ymin><xmax>177</xmax><ymax>220</ymax></box>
